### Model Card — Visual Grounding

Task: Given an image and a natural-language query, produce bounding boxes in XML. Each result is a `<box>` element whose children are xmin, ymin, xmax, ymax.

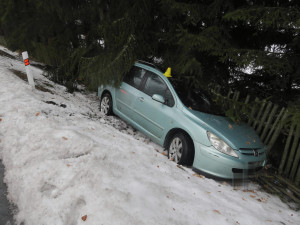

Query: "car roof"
<box><xmin>134</xmin><ymin>62</ymin><xmax>164</xmax><ymax>76</ymax></box>
<box><xmin>136</xmin><ymin>60</ymin><xmax>161</xmax><ymax>70</ymax></box>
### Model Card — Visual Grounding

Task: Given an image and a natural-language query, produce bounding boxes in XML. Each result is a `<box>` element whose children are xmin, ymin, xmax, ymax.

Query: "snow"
<box><xmin>0</xmin><ymin>46</ymin><xmax>299</xmax><ymax>225</ymax></box>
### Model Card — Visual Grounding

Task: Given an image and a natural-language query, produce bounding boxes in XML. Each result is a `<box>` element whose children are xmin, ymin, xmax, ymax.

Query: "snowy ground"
<box><xmin>0</xmin><ymin>46</ymin><xmax>299</xmax><ymax>225</ymax></box>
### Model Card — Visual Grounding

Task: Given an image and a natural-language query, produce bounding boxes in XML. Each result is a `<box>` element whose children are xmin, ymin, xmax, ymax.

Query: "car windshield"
<box><xmin>168</xmin><ymin>78</ymin><xmax>225</xmax><ymax>116</ymax></box>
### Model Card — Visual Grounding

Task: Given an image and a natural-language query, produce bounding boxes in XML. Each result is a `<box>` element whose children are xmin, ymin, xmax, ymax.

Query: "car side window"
<box><xmin>164</xmin><ymin>88</ymin><xmax>175</xmax><ymax>107</ymax></box>
<box><xmin>143</xmin><ymin>72</ymin><xmax>175</xmax><ymax>107</ymax></box>
<box><xmin>123</xmin><ymin>66</ymin><xmax>146</xmax><ymax>89</ymax></box>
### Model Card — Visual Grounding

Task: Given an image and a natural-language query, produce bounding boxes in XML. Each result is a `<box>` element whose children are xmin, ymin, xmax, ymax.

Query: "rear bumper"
<box><xmin>192</xmin><ymin>141</ymin><xmax>266</xmax><ymax>179</ymax></box>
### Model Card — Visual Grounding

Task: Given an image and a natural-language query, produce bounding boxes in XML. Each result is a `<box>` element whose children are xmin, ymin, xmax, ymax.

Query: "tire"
<box><xmin>168</xmin><ymin>132</ymin><xmax>194</xmax><ymax>165</ymax></box>
<box><xmin>100</xmin><ymin>93</ymin><xmax>113</xmax><ymax>116</ymax></box>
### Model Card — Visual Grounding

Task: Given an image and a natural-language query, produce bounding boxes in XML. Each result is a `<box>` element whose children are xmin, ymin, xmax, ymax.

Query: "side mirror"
<box><xmin>152</xmin><ymin>94</ymin><xmax>165</xmax><ymax>104</ymax></box>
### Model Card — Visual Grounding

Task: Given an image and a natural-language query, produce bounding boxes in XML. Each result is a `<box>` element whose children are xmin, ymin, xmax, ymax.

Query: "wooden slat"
<box><xmin>253</xmin><ymin>100</ymin><xmax>267</xmax><ymax>130</ymax></box>
<box><xmin>290</xmin><ymin>143</ymin><xmax>300</xmax><ymax>180</ymax></box>
<box><xmin>256</xmin><ymin>102</ymin><xmax>272</xmax><ymax>135</ymax></box>
<box><xmin>244</xmin><ymin>95</ymin><xmax>250</xmax><ymax>104</ymax></box>
<box><xmin>260</xmin><ymin>104</ymin><xmax>279</xmax><ymax>142</ymax></box>
<box><xmin>232</xmin><ymin>91</ymin><xmax>237</xmax><ymax>101</ymax></box>
<box><xmin>279</xmin><ymin>122</ymin><xmax>296</xmax><ymax>174</ymax></box>
<box><xmin>227</xmin><ymin>89</ymin><xmax>232</xmax><ymax>99</ymax></box>
<box><xmin>284</xmin><ymin>124</ymin><xmax>300</xmax><ymax>176</ymax></box>
<box><xmin>295</xmin><ymin>162</ymin><xmax>300</xmax><ymax>186</ymax></box>
<box><xmin>233</xmin><ymin>91</ymin><xmax>240</xmax><ymax>101</ymax></box>
<box><xmin>275</xmin><ymin>174</ymin><xmax>300</xmax><ymax>197</ymax></box>
<box><xmin>248</xmin><ymin>97</ymin><xmax>259</xmax><ymax>126</ymax></box>
<box><xmin>264</xmin><ymin>108</ymin><xmax>286</xmax><ymax>145</ymax></box>
<box><xmin>256</xmin><ymin>175</ymin><xmax>300</xmax><ymax>205</ymax></box>
<box><xmin>267</xmin><ymin>110</ymin><xmax>289</xmax><ymax>152</ymax></box>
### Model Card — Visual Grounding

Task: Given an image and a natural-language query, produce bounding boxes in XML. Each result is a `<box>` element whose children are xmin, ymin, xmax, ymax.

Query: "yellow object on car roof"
<box><xmin>163</xmin><ymin>67</ymin><xmax>172</xmax><ymax>78</ymax></box>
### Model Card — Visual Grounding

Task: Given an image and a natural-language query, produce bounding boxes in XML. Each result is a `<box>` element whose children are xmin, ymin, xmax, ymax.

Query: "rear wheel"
<box><xmin>100</xmin><ymin>93</ymin><xmax>113</xmax><ymax>116</ymax></box>
<box><xmin>168</xmin><ymin>132</ymin><xmax>194</xmax><ymax>165</ymax></box>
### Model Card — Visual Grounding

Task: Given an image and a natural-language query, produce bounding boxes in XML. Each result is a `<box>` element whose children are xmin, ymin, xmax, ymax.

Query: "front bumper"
<box><xmin>192</xmin><ymin>141</ymin><xmax>267</xmax><ymax>179</ymax></box>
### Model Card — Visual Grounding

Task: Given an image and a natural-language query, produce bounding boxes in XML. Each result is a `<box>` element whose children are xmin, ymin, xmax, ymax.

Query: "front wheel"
<box><xmin>100</xmin><ymin>93</ymin><xmax>113</xmax><ymax>116</ymax></box>
<box><xmin>168</xmin><ymin>133</ymin><xmax>194</xmax><ymax>165</ymax></box>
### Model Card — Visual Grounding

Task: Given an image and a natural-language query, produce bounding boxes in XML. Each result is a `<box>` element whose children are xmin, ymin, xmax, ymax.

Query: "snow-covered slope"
<box><xmin>0</xmin><ymin>46</ymin><xmax>299</xmax><ymax>225</ymax></box>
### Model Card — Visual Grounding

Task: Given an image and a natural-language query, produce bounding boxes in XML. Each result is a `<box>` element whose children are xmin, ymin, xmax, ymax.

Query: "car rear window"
<box><xmin>123</xmin><ymin>66</ymin><xmax>146</xmax><ymax>89</ymax></box>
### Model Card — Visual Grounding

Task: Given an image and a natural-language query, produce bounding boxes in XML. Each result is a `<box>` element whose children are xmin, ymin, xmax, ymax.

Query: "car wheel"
<box><xmin>168</xmin><ymin>132</ymin><xmax>193</xmax><ymax>165</ymax></box>
<box><xmin>100</xmin><ymin>93</ymin><xmax>113</xmax><ymax>116</ymax></box>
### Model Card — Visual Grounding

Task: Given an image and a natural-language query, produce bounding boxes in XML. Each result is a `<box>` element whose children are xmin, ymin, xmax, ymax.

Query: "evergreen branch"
<box><xmin>106</xmin><ymin>34</ymin><xmax>136</xmax><ymax>69</ymax></box>
<box><xmin>79</xmin><ymin>34</ymin><xmax>137</xmax><ymax>89</ymax></box>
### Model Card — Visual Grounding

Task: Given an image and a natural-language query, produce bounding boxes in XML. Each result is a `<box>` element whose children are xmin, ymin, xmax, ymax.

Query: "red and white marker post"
<box><xmin>22</xmin><ymin>51</ymin><xmax>35</xmax><ymax>88</ymax></box>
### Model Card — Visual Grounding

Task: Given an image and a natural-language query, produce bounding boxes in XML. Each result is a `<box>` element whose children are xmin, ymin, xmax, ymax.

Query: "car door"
<box><xmin>115</xmin><ymin>66</ymin><xmax>146</xmax><ymax>120</ymax></box>
<box><xmin>132</xmin><ymin>71</ymin><xmax>175</xmax><ymax>138</ymax></box>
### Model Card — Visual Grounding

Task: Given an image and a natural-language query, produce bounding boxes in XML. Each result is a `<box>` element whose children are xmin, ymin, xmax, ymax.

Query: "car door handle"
<box><xmin>138</xmin><ymin>97</ymin><xmax>144</xmax><ymax>102</ymax></box>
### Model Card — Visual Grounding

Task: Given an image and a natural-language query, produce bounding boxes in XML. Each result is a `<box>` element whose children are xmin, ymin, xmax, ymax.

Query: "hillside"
<box><xmin>0</xmin><ymin>46</ymin><xmax>299</xmax><ymax>225</ymax></box>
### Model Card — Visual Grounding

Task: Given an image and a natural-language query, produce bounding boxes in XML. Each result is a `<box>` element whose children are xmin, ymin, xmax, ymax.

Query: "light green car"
<box><xmin>98</xmin><ymin>61</ymin><xmax>267</xmax><ymax>179</ymax></box>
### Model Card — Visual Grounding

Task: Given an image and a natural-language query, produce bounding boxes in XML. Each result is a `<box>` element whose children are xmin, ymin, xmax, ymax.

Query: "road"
<box><xmin>0</xmin><ymin>160</ymin><xmax>14</xmax><ymax>225</ymax></box>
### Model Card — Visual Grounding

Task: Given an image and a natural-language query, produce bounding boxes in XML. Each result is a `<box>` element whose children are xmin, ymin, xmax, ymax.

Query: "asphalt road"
<box><xmin>0</xmin><ymin>160</ymin><xmax>14</xmax><ymax>225</ymax></box>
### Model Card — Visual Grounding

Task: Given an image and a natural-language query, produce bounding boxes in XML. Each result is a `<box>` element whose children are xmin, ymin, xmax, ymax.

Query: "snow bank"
<box><xmin>0</xmin><ymin>46</ymin><xmax>299</xmax><ymax>225</ymax></box>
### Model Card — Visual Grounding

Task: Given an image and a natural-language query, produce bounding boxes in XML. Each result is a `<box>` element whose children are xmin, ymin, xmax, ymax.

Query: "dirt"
<box><xmin>35</xmin><ymin>85</ymin><xmax>54</xmax><ymax>94</ymax></box>
<box><xmin>0</xmin><ymin>49</ymin><xmax>16</xmax><ymax>60</ymax></box>
<box><xmin>9</xmin><ymin>69</ymin><xmax>54</xmax><ymax>94</ymax></box>
<box><xmin>9</xmin><ymin>69</ymin><xmax>27</xmax><ymax>81</ymax></box>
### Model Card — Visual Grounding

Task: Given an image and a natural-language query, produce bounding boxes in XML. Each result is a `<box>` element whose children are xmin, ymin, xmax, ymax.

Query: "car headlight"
<box><xmin>207</xmin><ymin>132</ymin><xmax>238</xmax><ymax>158</ymax></box>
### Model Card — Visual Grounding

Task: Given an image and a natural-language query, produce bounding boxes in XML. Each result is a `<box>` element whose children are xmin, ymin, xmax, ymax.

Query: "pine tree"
<box><xmin>222</xmin><ymin>0</ymin><xmax>300</xmax><ymax>104</ymax></box>
<box><xmin>77</xmin><ymin>0</ymin><xmax>161</xmax><ymax>89</ymax></box>
<box><xmin>1</xmin><ymin>0</ymin><xmax>299</xmax><ymax>103</ymax></box>
<box><xmin>157</xmin><ymin>0</ymin><xmax>300</xmax><ymax>104</ymax></box>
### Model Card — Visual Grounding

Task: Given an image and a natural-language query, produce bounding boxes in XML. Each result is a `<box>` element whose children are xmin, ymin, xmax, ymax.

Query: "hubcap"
<box><xmin>169</xmin><ymin>137</ymin><xmax>183</xmax><ymax>163</ymax></box>
<box><xmin>101</xmin><ymin>96</ymin><xmax>110</xmax><ymax>115</ymax></box>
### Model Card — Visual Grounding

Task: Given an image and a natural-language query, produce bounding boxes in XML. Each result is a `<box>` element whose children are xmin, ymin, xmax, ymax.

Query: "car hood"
<box><xmin>187</xmin><ymin>109</ymin><xmax>264</xmax><ymax>149</ymax></box>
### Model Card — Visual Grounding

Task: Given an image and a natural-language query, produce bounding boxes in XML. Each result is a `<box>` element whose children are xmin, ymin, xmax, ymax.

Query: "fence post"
<box><xmin>267</xmin><ymin>109</ymin><xmax>289</xmax><ymax>152</ymax></box>
<box><xmin>248</xmin><ymin>97</ymin><xmax>259</xmax><ymax>126</ymax></box>
<box><xmin>260</xmin><ymin>104</ymin><xmax>278</xmax><ymax>142</ymax></box>
<box><xmin>290</xmin><ymin>143</ymin><xmax>300</xmax><ymax>180</ymax></box>
<box><xmin>244</xmin><ymin>95</ymin><xmax>250</xmax><ymax>104</ymax></box>
<box><xmin>227</xmin><ymin>89</ymin><xmax>232</xmax><ymax>99</ymax></box>
<box><xmin>279</xmin><ymin>122</ymin><xmax>296</xmax><ymax>174</ymax></box>
<box><xmin>256</xmin><ymin>102</ymin><xmax>272</xmax><ymax>134</ymax></box>
<box><xmin>22</xmin><ymin>51</ymin><xmax>35</xmax><ymax>88</ymax></box>
<box><xmin>284</xmin><ymin>125</ymin><xmax>300</xmax><ymax>177</ymax></box>
<box><xmin>232</xmin><ymin>91</ymin><xmax>240</xmax><ymax>101</ymax></box>
<box><xmin>253</xmin><ymin>100</ymin><xmax>267</xmax><ymax>130</ymax></box>
<box><xmin>264</xmin><ymin>108</ymin><xmax>286</xmax><ymax>145</ymax></box>
<box><xmin>295</xmin><ymin>163</ymin><xmax>300</xmax><ymax>186</ymax></box>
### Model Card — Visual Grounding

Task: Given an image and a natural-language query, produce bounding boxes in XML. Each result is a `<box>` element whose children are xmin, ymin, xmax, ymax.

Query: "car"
<box><xmin>98</xmin><ymin>61</ymin><xmax>267</xmax><ymax>179</ymax></box>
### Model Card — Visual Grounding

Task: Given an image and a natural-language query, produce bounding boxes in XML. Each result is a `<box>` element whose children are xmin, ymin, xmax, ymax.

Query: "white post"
<box><xmin>22</xmin><ymin>51</ymin><xmax>35</xmax><ymax>88</ymax></box>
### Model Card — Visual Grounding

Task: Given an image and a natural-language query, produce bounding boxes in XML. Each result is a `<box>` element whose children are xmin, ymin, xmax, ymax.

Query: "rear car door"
<box><xmin>115</xmin><ymin>66</ymin><xmax>146</xmax><ymax>120</ymax></box>
<box><xmin>132</xmin><ymin>71</ymin><xmax>175</xmax><ymax>138</ymax></box>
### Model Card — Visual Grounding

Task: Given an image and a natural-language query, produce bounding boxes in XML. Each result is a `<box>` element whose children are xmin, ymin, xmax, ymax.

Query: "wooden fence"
<box><xmin>213</xmin><ymin>87</ymin><xmax>300</xmax><ymax>185</ymax></box>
